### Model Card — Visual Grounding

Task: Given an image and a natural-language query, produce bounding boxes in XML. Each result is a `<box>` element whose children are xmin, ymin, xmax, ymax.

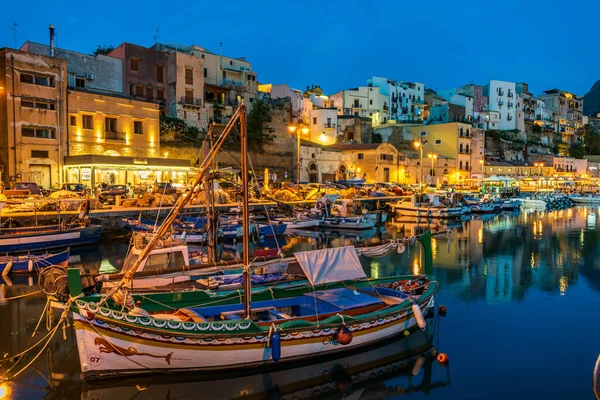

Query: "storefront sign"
<box><xmin>133</xmin><ymin>158</ymin><xmax>148</xmax><ymax>165</ymax></box>
<box><xmin>81</xmin><ymin>168</ymin><xmax>91</xmax><ymax>181</ymax></box>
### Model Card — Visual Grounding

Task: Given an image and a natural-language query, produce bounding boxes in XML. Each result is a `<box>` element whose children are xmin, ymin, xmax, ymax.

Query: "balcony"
<box><xmin>324</xmin><ymin>123</ymin><xmax>336</xmax><ymax>129</ymax></box>
<box><xmin>353</xmin><ymin>103</ymin><xmax>363</xmax><ymax>109</ymax></box>
<box><xmin>180</xmin><ymin>96</ymin><xmax>202</xmax><ymax>107</ymax></box>
<box><xmin>498</xmin><ymin>90</ymin><xmax>504</xmax><ymax>96</ymax></box>
<box><xmin>382</xmin><ymin>104</ymin><xmax>388</xmax><ymax>110</ymax></box>
<box><xmin>459</xmin><ymin>149</ymin><xmax>471</xmax><ymax>154</ymax></box>
<box><xmin>508</xmin><ymin>101</ymin><xmax>513</xmax><ymax>108</ymax></box>
<box><xmin>507</xmin><ymin>92</ymin><xmax>514</xmax><ymax>98</ymax></box>
<box><xmin>498</xmin><ymin>100</ymin><xmax>504</xmax><ymax>106</ymax></box>
<box><xmin>222</xmin><ymin>79</ymin><xmax>244</xmax><ymax>87</ymax></box>
<box><xmin>104</xmin><ymin>131</ymin><xmax>125</xmax><ymax>141</ymax></box>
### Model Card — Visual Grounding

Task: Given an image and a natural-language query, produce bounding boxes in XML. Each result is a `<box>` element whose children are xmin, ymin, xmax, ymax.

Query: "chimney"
<box><xmin>49</xmin><ymin>24</ymin><xmax>55</xmax><ymax>57</ymax></box>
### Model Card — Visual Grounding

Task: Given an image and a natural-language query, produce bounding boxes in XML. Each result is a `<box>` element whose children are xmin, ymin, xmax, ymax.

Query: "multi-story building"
<box><xmin>516</xmin><ymin>82</ymin><xmax>535</xmax><ymax>123</ymax></box>
<box><xmin>108</xmin><ymin>43</ymin><xmax>169</xmax><ymax>115</ymax></box>
<box><xmin>258</xmin><ymin>84</ymin><xmax>303</xmax><ymax>115</ymax></box>
<box><xmin>483</xmin><ymin>80</ymin><xmax>521</xmax><ymax>131</ymax></box>
<box><xmin>163</xmin><ymin>49</ymin><xmax>206</xmax><ymax>130</ymax></box>
<box><xmin>336</xmin><ymin>116</ymin><xmax>372</xmax><ymax>144</ymax></box>
<box><xmin>155</xmin><ymin>43</ymin><xmax>258</xmax><ymax>112</ymax></box>
<box><xmin>428</xmin><ymin>103</ymin><xmax>468</xmax><ymax>124</ymax></box>
<box><xmin>0</xmin><ymin>48</ymin><xmax>67</xmax><ymax>187</ymax></box>
<box><xmin>367</xmin><ymin>77</ymin><xmax>425</xmax><ymax>124</ymax></box>
<box><xmin>539</xmin><ymin>89</ymin><xmax>584</xmax><ymax>144</ymax></box>
<box><xmin>473</xmin><ymin>110</ymin><xmax>500</xmax><ymax>130</ymax></box>
<box><xmin>299</xmin><ymin>140</ymin><xmax>355</xmax><ymax>183</ymax></box>
<box><xmin>65</xmin><ymin>89</ymin><xmax>189</xmax><ymax>187</ymax></box>
<box><xmin>21</xmin><ymin>42</ymin><xmax>123</xmax><ymax>95</ymax></box>
<box><xmin>329</xmin><ymin>86</ymin><xmax>383</xmax><ymax>126</ymax></box>
<box><xmin>460</xmin><ymin>84</ymin><xmax>487</xmax><ymax>113</ymax></box>
<box><xmin>410</xmin><ymin>122</ymin><xmax>476</xmax><ymax>181</ymax></box>
<box><xmin>308</xmin><ymin>107</ymin><xmax>338</xmax><ymax>145</ymax></box>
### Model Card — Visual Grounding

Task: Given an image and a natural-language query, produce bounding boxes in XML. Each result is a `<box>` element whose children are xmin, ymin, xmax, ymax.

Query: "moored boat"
<box><xmin>391</xmin><ymin>195</ymin><xmax>463</xmax><ymax>220</ymax></box>
<box><xmin>0</xmin><ymin>248</ymin><xmax>70</xmax><ymax>275</ymax></box>
<box><xmin>0</xmin><ymin>224</ymin><xmax>102</xmax><ymax>253</ymax></box>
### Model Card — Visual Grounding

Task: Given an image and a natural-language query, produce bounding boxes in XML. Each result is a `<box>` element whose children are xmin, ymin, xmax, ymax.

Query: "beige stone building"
<box><xmin>330</xmin><ymin>143</ymin><xmax>402</xmax><ymax>183</ymax></box>
<box><xmin>0</xmin><ymin>48</ymin><xmax>67</xmax><ymax>187</ymax></box>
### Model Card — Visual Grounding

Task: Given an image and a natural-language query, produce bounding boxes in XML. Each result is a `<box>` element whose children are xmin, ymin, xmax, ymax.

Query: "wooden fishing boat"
<box><xmin>391</xmin><ymin>195</ymin><xmax>463</xmax><ymax>220</ymax></box>
<box><xmin>0</xmin><ymin>224</ymin><xmax>102</xmax><ymax>253</ymax></box>
<box><xmin>76</xmin><ymin>315</ymin><xmax>441</xmax><ymax>399</ymax></box>
<box><xmin>0</xmin><ymin>248</ymin><xmax>70</xmax><ymax>275</ymax></box>
<box><xmin>59</xmin><ymin>104</ymin><xmax>438</xmax><ymax>380</ymax></box>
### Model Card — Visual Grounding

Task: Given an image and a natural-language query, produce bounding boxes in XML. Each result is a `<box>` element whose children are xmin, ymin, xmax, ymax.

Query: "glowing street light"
<box><xmin>428</xmin><ymin>153</ymin><xmax>438</xmax><ymax>180</ymax></box>
<box><xmin>288</xmin><ymin>123</ymin><xmax>309</xmax><ymax>184</ymax></box>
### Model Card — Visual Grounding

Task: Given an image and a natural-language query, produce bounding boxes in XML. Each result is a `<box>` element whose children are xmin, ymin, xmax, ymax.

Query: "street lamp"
<box><xmin>288</xmin><ymin>124</ymin><xmax>309</xmax><ymax>184</ymax></box>
<box><xmin>427</xmin><ymin>153</ymin><xmax>438</xmax><ymax>184</ymax></box>
<box><xmin>534</xmin><ymin>162</ymin><xmax>544</xmax><ymax>176</ymax></box>
<box><xmin>414</xmin><ymin>141</ymin><xmax>423</xmax><ymax>190</ymax></box>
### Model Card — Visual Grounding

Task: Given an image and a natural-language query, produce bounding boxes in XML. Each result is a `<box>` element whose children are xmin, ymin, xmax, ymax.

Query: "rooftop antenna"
<box><xmin>11</xmin><ymin>23</ymin><xmax>19</xmax><ymax>49</ymax></box>
<box><xmin>154</xmin><ymin>28</ymin><xmax>160</xmax><ymax>44</ymax></box>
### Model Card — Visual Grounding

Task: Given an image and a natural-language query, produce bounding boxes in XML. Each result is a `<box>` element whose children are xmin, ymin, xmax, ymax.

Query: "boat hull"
<box><xmin>0</xmin><ymin>249</ymin><xmax>70</xmax><ymax>274</ymax></box>
<box><xmin>571</xmin><ymin>196</ymin><xmax>600</xmax><ymax>204</ymax></box>
<box><xmin>320</xmin><ymin>217</ymin><xmax>376</xmax><ymax>230</ymax></box>
<box><xmin>0</xmin><ymin>225</ymin><xmax>102</xmax><ymax>253</ymax></box>
<box><xmin>71</xmin><ymin>288</ymin><xmax>435</xmax><ymax>379</ymax></box>
<box><xmin>392</xmin><ymin>206</ymin><xmax>462</xmax><ymax>220</ymax></box>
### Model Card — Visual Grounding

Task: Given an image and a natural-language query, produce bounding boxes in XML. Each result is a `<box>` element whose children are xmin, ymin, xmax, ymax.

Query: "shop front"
<box><xmin>65</xmin><ymin>155</ymin><xmax>191</xmax><ymax>190</ymax></box>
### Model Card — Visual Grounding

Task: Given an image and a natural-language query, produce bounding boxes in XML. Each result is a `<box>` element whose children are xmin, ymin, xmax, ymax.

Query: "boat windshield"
<box><xmin>122</xmin><ymin>250</ymin><xmax>186</xmax><ymax>274</ymax></box>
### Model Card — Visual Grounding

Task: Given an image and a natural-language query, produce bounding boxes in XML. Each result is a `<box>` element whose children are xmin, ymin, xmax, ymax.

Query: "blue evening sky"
<box><xmin>1</xmin><ymin>0</ymin><xmax>597</xmax><ymax>97</ymax></box>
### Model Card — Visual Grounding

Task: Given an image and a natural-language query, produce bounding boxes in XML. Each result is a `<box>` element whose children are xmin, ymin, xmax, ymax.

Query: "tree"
<box><xmin>93</xmin><ymin>45</ymin><xmax>115</xmax><ymax>56</ymax></box>
<box><xmin>568</xmin><ymin>142</ymin><xmax>584</xmax><ymax>159</ymax></box>
<box><xmin>372</xmin><ymin>133</ymin><xmax>382</xmax><ymax>143</ymax></box>
<box><xmin>246</xmin><ymin>100</ymin><xmax>275</xmax><ymax>151</ymax></box>
<box><xmin>160</xmin><ymin>116</ymin><xmax>201</xmax><ymax>140</ymax></box>
<box><xmin>581</xmin><ymin>124</ymin><xmax>600</xmax><ymax>155</ymax></box>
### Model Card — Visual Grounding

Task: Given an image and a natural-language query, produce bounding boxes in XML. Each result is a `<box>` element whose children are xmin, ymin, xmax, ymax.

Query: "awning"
<box><xmin>294</xmin><ymin>246</ymin><xmax>366</xmax><ymax>286</ymax></box>
<box><xmin>65</xmin><ymin>155</ymin><xmax>191</xmax><ymax>171</ymax></box>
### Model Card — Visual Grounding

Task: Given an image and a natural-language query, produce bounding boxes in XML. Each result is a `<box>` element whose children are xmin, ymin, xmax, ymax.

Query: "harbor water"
<box><xmin>0</xmin><ymin>206</ymin><xmax>599</xmax><ymax>399</ymax></box>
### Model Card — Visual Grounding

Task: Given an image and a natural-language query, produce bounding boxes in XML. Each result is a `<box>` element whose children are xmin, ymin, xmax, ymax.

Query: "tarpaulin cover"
<box><xmin>294</xmin><ymin>246</ymin><xmax>366</xmax><ymax>286</ymax></box>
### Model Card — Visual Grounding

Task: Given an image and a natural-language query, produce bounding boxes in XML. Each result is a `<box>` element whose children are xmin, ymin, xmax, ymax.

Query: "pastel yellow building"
<box><xmin>66</xmin><ymin>89</ymin><xmax>189</xmax><ymax>187</ymax></box>
<box><xmin>410</xmin><ymin>122</ymin><xmax>476</xmax><ymax>182</ymax></box>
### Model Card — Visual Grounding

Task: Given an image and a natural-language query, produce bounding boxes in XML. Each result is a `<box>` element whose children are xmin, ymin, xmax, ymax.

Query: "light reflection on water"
<box><xmin>1</xmin><ymin>206</ymin><xmax>600</xmax><ymax>399</ymax></box>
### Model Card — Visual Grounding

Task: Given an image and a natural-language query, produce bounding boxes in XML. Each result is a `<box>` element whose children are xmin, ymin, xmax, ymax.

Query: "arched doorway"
<box><xmin>309</xmin><ymin>163</ymin><xmax>318</xmax><ymax>183</ymax></box>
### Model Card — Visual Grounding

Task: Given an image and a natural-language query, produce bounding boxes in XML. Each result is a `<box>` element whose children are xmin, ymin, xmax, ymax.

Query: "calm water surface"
<box><xmin>1</xmin><ymin>207</ymin><xmax>599</xmax><ymax>399</ymax></box>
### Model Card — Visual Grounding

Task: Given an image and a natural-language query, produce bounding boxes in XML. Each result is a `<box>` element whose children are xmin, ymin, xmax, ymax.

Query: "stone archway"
<box><xmin>309</xmin><ymin>163</ymin><xmax>318</xmax><ymax>183</ymax></box>
<box><xmin>338</xmin><ymin>164</ymin><xmax>347</xmax><ymax>180</ymax></box>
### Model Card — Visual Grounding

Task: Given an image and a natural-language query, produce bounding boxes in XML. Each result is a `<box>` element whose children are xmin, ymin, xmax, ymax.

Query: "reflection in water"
<box><xmin>1</xmin><ymin>207</ymin><xmax>600</xmax><ymax>398</ymax></box>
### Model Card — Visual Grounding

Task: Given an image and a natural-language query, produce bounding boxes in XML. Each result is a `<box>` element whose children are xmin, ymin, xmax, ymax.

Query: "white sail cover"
<box><xmin>294</xmin><ymin>246</ymin><xmax>366</xmax><ymax>286</ymax></box>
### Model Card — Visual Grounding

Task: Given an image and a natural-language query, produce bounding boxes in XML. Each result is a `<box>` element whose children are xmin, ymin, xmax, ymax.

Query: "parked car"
<box><xmin>98</xmin><ymin>184</ymin><xmax>133</xmax><ymax>205</ymax></box>
<box><xmin>152</xmin><ymin>182</ymin><xmax>178</xmax><ymax>197</ymax></box>
<box><xmin>59</xmin><ymin>183</ymin><xmax>89</xmax><ymax>196</ymax></box>
<box><xmin>10</xmin><ymin>182</ymin><xmax>42</xmax><ymax>196</ymax></box>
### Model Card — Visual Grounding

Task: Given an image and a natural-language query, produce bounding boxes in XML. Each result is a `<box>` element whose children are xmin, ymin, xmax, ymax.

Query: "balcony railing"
<box><xmin>353</xmin><ymin>103</ymin><xmax>363</xmax><ymax>108</ymax></box>
<box><xmin>498</xmin><ymin>100</ymin><xmax>504</xmax><ymax>106</ymax></box>
<box><xmin>223</xmin><ymin>79</ymin><xmax>243</xmax><ymax>87</ymax></box>
<box><xmin>508</xmin><ymin>102</ymin><xmax>513</xmax><ymax>108</ymax></box>
<box><xmin>324</xmin><ymin>123</ymin><xmax>336</xmax><ymax>129</ymax></box>
<box><xmin>180</xmin><ymin>97</ymin><xmax>202</xmax><ymax>106</ymax></box>
<box><xmin>104</xmin><ymin>131</ymin><xmax>125</xmax><ymax>141</ymax></box>
<box><xmin>507</xmin><ymin>92</ymin><xmax>513</xmax><ymax>98</ymax></box>
<box><xmin>498</xmin><ymin>90</ymin><xmax>504</xmax><ymax>96</ymax></box>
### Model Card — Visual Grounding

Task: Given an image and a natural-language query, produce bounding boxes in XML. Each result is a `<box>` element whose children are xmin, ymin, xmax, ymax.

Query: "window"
<box><xmin>130</xmin><ymin>58</ymin><xmax>139</xmax><ymax>72</ymax></box>
<box><xmin>70</xmin><ymin>116</ymin><xmax>77</xmax><ymax>126</ymax></box>
<box><xmin>134</xmin><ymin>121</ymin><xmax>143</xmax><ymax>134</ymax></box>
<box><xmin>31</xmin><ymin>150</ymin><xmax>49</xmax><ymax>158</ymax></box>
<box><xmin>313</xmin><ymin>117</ymin><xmax>317</xmax><ymax>125</ymax></box>
<box><xmin>21</xmin><ymin>100</ymin><xmax>55</xmax><ymax>110</ymax></box>
<box><xmin>146</xmin><ymin>87</ymin><xmax>153</xmax><ymax>102</ymax></box>
<box><xmin>229</xmin><ymin>60</ymin><xmax>233</xmax><ymax>65</ymax></box>
<box><xmin>435</xmin><ymin>139</ymin><xmax>442</xmax><ymax>145</ymax></box>
<box><xmin>135</xmin><ymin>86</ymin><xmax>144</xmax><ymax>97</ymax></box>
<box><xmin>105</xmin><ymin>117</ymin><xmax>117</xmax><ymax>133</ymax></box>
<box><xmin>156</xmin><ymin>65</ymin><xmax>164</xmax><ymax>82</ymax></box>
<box><xmin>326</xmin><ymin>117</ymin><xmax>332</xmax><ymax>127</ymax></box>
<box><xmin>420</xmin><ymin>131</ymin><xmax>427</xmax><ymax>137</ymax></box>
<box><xmin>82</xmin><ymin>115</ymin><xmax>93</xmax><ymax>130</ymax></box>
<box><xmin>20</xmin><ymin>73</ymin><xmax>54</xmax><ymax>87</ymax></box>
<box><xmin>157</xmin><ymin>89</ymin><xmax>164</xmax><ymax>100</ymax></box>
<box><xmin>204</xmin><ymin>68</ymin><xmax>208</xmax><ymax>78</ymax></box>
<box><xmin>185</xmin><ymin>90</ymin><xmax>194</xmax><ymax>104</ymax></box>
<box><xmin>358</xmin><ymin>153</ymin><xmax>364</xmax><ymax>160</ymax></box>
<box><xmin>369</xmin><ymin>99</ymin><xmax>373</xmax><ymax>105</ymax></box>
<box><xmin>76</xmin><ymin>77</ymin><xmax>85</xmax><ymax>89</ymax></box>
<box><xmin>144</xmin><ymin>251</ymin><xmax>185</xmax><ymax>271</ymax></box>
<box><xmin>21</xmin><ymin>126</ymin><xmax>56</xmax><ymax>139</ymax></box>
<box><xmin>379</xmin><ymin>154</ymin><xmax>393</xmax><ymax>161</ymax></box>
<box><xmin>185</xmin><ymin>68</ymin><xmax>193</xmax><ymax>85</ymax></box>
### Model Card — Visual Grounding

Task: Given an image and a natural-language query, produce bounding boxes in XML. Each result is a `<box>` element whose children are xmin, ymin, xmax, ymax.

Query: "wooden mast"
<box><xmin>120</xmin><ymin>106</ymin><xmax>243</xmax><ymax>286</ymax></box>
<box><xmin>240</xmin><ymin>104</ymin><xmax>251</xmax><ymax>319</ymax></box>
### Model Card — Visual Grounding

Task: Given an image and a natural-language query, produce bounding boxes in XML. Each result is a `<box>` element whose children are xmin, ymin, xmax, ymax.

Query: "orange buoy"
<box><xmin>336</xmin><ymin>325</ymin><xmax>353</xmax><ymax>345</ymax></box>
<box><xmin>437</xmin><ymin>353</ymin><xmax>449</xmax><ymax>365</ymax></box>
<box><xmin>136</xmin><ymin>300</ymin><xmax>142</xmax><ymax>307</ymax></box>
<box><xmin>438</xmin><ymin>305</ymin><xmax>447</xmax><ymax>316</ymax></box>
